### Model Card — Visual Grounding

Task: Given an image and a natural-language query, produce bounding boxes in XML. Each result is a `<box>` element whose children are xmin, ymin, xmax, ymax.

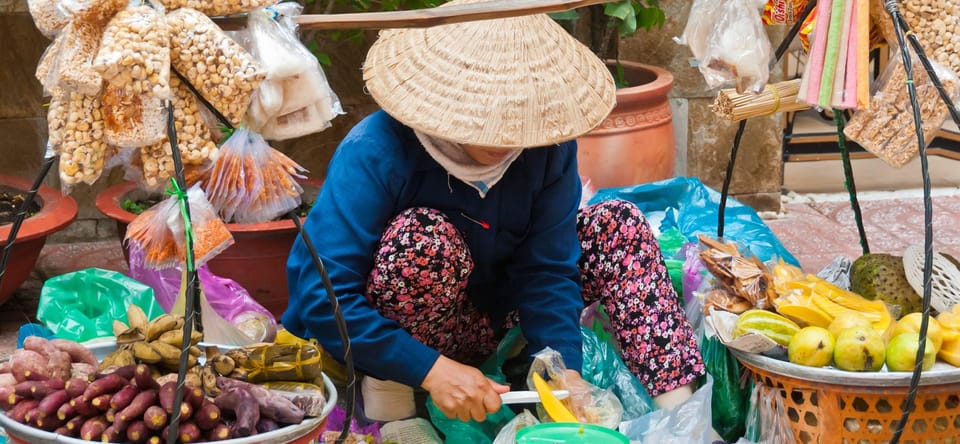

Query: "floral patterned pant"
<box><xmin>365</xmin><ymin>200</ymin><xmax>705</xmax><ymax>396</ymax></box>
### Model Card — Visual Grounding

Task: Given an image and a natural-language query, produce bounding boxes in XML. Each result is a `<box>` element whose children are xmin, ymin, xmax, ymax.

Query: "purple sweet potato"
<box><xmin>0</xmin><ymin>372</ymin><xmax>16</xmax><ymax>388</ymax></box>
<box><xmin>55</xmin><ymin>425</ymin><xmax>71</xmax><ymax>436</ymax></box>
<box><xmin>143</xmin><ymin>405</ymin><xmax>168</xmax><ymax>431</ymax></box>
<box><xmin>7</xmin><ymin>399</ymin><xmax>39</xmax><ymax>423</ymax></box>
<box><xmin>79</xmin><ymin>415</ymin><xmax>109</xmax><ymax>441</ymax></box>
<box><xmin>35</xmin><ymin>412</ymin><xmax>65</xmax><ymax>431</ymax></box>
<box><xmin>256</xmin><ymin>417</ymin><xmax>279</xmax><ymax>433</ymax></box>
<box><xmin>216</xmin><ymin>377</ymin><xmax>304</xmax><ymax>424</ymax></box>
<box><xmin>37</xmin><ymin>389</ymin><xmax>69</xmax><ymax>418</ymax></box>
<box><xmin>126</xmin><ymin>420</ymin><xmax>150</xmax><ymax>443</ymax></box>
<box><xmin>215</xmin><ymin>386</ymin><xmax>259</xmax><ymax>437</ymax></box>
<box><xmin>177</xmin><ymin>421</ymin><xmax>202</xmax><ymax>443</ymax></box>
<box><xmin>22</xmin><ymin>336</ymin><xmax>58</xmax><ymax>355</ymax></box>
<box><xmin>0</xmin><ymin>386</ymin><xmax>22</xmax><ymax>410</ymax></box>
<box><xmin>46</xmin><ymin>351</ymin><xmax>72</xmax><ymax>381</ymax></box>
<box><xmin>57</xmin><ymin>400</ymin><xmax>77</xmax><ymax>421</ymax></box>
<box><xmin>9</xmin><ymin>349</ymin><xmax>49</xmax><ymax>382</ymax></box>
<box><xmin>99</xmin><ymin>364</ymin><xmax>137</xmax><ymax>381</ymax></box>
<box><xmin>70</xmin><ymin>363</ymin><xmax>97</xmax><ymax>382</ymax></box>
<box><xmin>65</xmin><ymin>377</ymin><xmax>90</xmax><ymax>398</ymax></box>
<box><xmin>50</xmin><ymin>339</ymin><xmax>98</xmax><ymax>366</ymax></box>
<box><xmin>193</xmin><ymin>402</ymin><xmax>221</xmax><ymax>430</ymax></box>
<box><xmin>65</xmin><ymin>414</ymin><xmax>87</xmax><ymax>435</ymax></box>
<box><xmin>118</xmin><ymin>389</ymin><xmax>157</xmax><ymax>423</ymax></box>
<box><xmin>70</xmin><ymin>395</ymin><xmax>99</xmax><ymax>417</ymax></box>
<box><xmin>158</xmin><ymin>381</ymin><xmax>176</xmax><ymax>413</ymax></box>
<box><xmin>16</xmin><ymin>379</ymin><xmax>63</xmax><ymax>400</ymax></box>
<box><xmin>110</xmin><ymin>384</ymin><xmax>139</xmax><ymax>411</ymax></box>
<box><xmin>206</xmin><ymin>423</ymin><xmax>231</xmax><ymax>441</ymax></box>
<box><xmin>23</xmin><ymin>407</ymin><xmax>42</xmax><ymax>426</ymax></box>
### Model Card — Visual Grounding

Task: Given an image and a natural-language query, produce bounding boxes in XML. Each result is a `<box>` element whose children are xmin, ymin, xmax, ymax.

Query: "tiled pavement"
<box><xmin>2</xmin><ymin>188</ymin><xmax>960</xmax><ymax>361</ymax></box>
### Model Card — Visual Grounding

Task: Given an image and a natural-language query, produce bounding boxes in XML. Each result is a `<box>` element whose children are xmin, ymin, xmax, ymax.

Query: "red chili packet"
<box><xmin>763</xmin><ymin>0</ymin><xmax>809</xmax><ymax>25</ymax></box>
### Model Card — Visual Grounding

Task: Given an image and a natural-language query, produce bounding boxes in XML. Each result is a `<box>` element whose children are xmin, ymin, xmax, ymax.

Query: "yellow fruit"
<box><xmin>776</xmin><ymin>304</ymin><xmax>833</xmax><ymax>329</ymax></box>
<box><xmin>834</xmin><ymin>327</ymin><xmax>886</xmax><ymax>372</ymax></box>
<box><xmin>828</xmin><ymin>312</ymin><xmax>874</xmax><ymax>339</ymax></box>
<box><xmin>788</xmin><ymin>327</ymin><xmax>835</xmax><ymax>367</ymax></box>
<box><xmin>892</xmin><ymin>313</ymin><xmax>943</xmax><ymax>352</ymax></box>
<box><xmin>734</xmin><ymin>309</ymin><xmax>801</xmax><ymax>347</ymax></box>
<box><xmin>886</xmin><ymin>332</ymin><xmax>936</xmax><ymax>372</ymax></box>
<box><xmin>938</xmin><ymin>338</ymin><xmax>960</xmax><ymax>367</ymax></box>
<box><xmin>531</xmin><ymin>373</ymin><xmax>578</xmax><ymax>423</ymax></box>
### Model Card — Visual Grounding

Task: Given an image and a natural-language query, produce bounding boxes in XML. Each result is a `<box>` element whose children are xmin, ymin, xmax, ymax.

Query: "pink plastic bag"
<box><xmin>127</xmin><ymin>244</ymin><xmax>277</xmax><ymax>342</ymax></box>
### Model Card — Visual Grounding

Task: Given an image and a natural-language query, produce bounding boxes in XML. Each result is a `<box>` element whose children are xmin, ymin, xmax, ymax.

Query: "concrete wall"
<box><xmin>619</xmin><ymin>1</ymin><xmax>786</xmax><ymax>211</ymax></box>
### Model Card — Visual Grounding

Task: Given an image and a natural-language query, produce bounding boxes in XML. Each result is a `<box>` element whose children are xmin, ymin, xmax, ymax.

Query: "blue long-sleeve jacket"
<box><xmin>283</xmin><ymin>111</ymin><xmax>584</xmax><ymax>388</ymax></box>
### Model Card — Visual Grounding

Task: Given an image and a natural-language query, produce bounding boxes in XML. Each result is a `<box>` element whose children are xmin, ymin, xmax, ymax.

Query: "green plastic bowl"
<box><xmin>515</xmin><ymin>423</ymin><xmax>630</xmax><ymax>443</ymax></box>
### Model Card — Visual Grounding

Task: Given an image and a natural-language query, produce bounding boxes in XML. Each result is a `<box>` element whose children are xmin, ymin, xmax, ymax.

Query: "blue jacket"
<box><xmin>283</xmin><ymin>111</ymin><xmax>584</xmax><ymax>388</ymax></box>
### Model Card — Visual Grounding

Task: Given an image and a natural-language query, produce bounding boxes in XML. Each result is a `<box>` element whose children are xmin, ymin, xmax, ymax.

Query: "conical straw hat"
<box><xmin>363</xmin><ymin>0</ymin><xmax>616</xmax><ymax>148</ymax></box>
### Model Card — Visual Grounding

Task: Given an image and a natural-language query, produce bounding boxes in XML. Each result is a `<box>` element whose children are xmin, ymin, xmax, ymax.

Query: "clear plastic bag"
<box><xmin>527</xmin><ymin>347</ymin><xmax>624</xmax><ymax>429</ymax></box>
<box><xmin>101</xmin><ymin>82</ymin><xmax>167</xmax><ymax>148</ymax></box>
<box><xmin>52</xmin><ymin>20</ymin><xmax>104</xmax><ymax>96</ymax></box>
<box><xmin>204</xmin><ymin>127</ymin><xmax>306</xmax><ymax>223</ymax></box>
<box><xmin>699</xmin><ymin>0</ymin><xmax>772</xmax><ymax>93</ymax></box>
<box><xmin>27</xmin><ymin>0</ymin><xmax>69</xmax><ymax>38</ymax></box>
<box><xmin>492</xmin><ymin>410</ymin><xmax>540</xmax><ymax>444</ymax></box>
<box><xmin>240</xmin><ymin>4</ymin><xmax>343</xmax><ymax>139</ymax></box>
<box><xmin>167</xmin><ymin>185</ymin><xmax>235</xmax><ymax>268</ymax></box>
<box><xmin>155</xmin><ymin>0</ymin><xmax>279</xmax><ymax>18</ymax></box>
<box><xmin>125</xmin><ymin>196</ymin><xmax>181</xmax><ymax>269</ymax></box>
<box><xmin>743</xmin><ymin>384</ymin><xmax>797</xmax><ymax>444</ymax></box>
<box><xmin>35</xmin><ymin>36</ymin><xmax>64</xmax><ymax>96</ymax></box>
<box><xmin>676</xmin><ymin>0</ymin><xmax>723</xmax><ymax>61</ymax></box>
<box><xmin>58</xmin><ymin>91</ymin><xmax>112</xmax><ymax>189</ymax></box>
<box><xmin>844</xmin><ymin>50</ymin><xmax>960</xmax><ymax>168</ymax></box>
<box><xmin>167</xmin><ymin>8</ymin><xmax>265</xmax><ymax>127</ymax></box>
<box><xmin>93</xmin><ymin>3</ymin><xmax>171</xmax><ymax>100</ymax></box>
<box><xmin>60</xmin><ymin>0</ymin><xmax>127</xmax><ymax>24</ymax></box>
<box><xmin>619</xmin><ymin>375</ymin><xmax>715</xmax><ymax>444</ymax></box>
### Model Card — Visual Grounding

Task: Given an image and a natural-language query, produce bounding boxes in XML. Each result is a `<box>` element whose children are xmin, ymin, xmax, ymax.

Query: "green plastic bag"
<box><xmin>38</xmin><ymin>268</ymin><xmax>165</xmax><ymax>342</ymax></box>
<box><xmin>658</xmin><ymin>227</ymin><xmax>687</xmax><ymax>304</ymax></box>
<box><xmin>702</xmin><ymin>332</ymin><xmax>751</xmax><ymax>442</ymax></box>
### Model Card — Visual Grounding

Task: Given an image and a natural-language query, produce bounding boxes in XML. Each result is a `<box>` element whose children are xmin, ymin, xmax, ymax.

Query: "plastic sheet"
<box><xmin>37</xmin><ymin>268</ymin><xmax>164</xmax><ymax>342</ymax></box>
<box><xmin>743</xmin><ymin>383</ymin><xmax>797</xmax><ymax>444</ymax></box>
<box><xmin>590</xmin><ymin>177</ymin><xmax>798</xmax><ymax>266</ymax></box>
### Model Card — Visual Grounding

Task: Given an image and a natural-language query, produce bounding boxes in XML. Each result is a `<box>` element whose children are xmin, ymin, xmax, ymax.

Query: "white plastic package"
<box><xmin>676</xmin><ymin>0</ymin><xmax>724</xmax><ymax>62</ymax></box>
<box><xmin>619</xmin><ymin>375</ymin><xmax>715</xmax><ymax>444</ymax></box>
<box><xmin>699</xmin><ymin>0</ymin><xmax>772</xmax><ymax>93</ymax></box>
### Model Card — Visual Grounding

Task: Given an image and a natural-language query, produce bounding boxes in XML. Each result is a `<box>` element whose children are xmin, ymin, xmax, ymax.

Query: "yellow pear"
<box><xmin>892</xmin><ymin>313</ymin><xmax>943</xmax><ymax>352</ymax></box>
<box><xmin>788</xmin><ymin>327</ymin><xmax>836</xmax><ymax>367</ymax></box>
<box><xmin>886</xmin><ymin>332</ymin><xmax>936</xmax><ymax>372</ymax></box>
<box><xmin>828</xmin><ymin>312</ymin><xmax>874</xmax><ymax>339</ymax></box>
<box><xmin>834</xmin><ymin>327</ymin><xmax>886</xmax><ymax>372</ymax></box>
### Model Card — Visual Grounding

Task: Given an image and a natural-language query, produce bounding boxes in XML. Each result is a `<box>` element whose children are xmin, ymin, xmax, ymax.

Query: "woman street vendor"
<box><xmin>283</xmin><ymin>0</ymin><xmax>705</xmax><ymax>424</ymax></box>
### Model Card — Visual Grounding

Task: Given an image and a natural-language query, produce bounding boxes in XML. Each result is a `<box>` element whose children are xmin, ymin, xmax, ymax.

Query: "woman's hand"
<box><xmin>421</xmin><ymin>355</ymin><xmax>510</xmax><ymax>422</ymax></box>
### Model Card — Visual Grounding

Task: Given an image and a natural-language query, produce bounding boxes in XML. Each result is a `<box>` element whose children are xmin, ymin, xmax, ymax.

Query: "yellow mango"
<box><xmin>893</xmin><ymin>313</ymin><xmax>943</xmax><ymax>352</ymax></box>
<box><xmin>938</xmin><ymin>339</ymin><xmax>960</xmax><ymax>367</ymax></box>
<box><xmin>776</xmin><ymin>304</ymin><xmax>833</xmax><ymax>329</ymax></box>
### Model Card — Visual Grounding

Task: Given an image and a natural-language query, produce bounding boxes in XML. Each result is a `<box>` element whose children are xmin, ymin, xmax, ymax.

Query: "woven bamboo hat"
<box><xmin>362</xmin><ymin>0</ymin><xmax>616</xmax><ymax>148</ymax></box>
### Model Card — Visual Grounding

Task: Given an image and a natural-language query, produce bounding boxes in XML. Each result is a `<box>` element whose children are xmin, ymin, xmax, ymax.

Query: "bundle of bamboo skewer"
<box><xmin>711</xmin><ymin>79</ymin><xmax>810</xmax><ymax>121</ymax></box>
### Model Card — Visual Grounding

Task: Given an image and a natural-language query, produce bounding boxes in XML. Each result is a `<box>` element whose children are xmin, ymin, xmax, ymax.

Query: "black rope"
<box><xmin>289</xmin><ymin>213</ymin><xmax>357</xmax><ymax>444</ymax></box>
<box><xmin>717</xmin><ymin>0</ymin><xmax>817</xmax><ymax>238</ymax></box>
<box><xmin>165</xmin><ymin>99</ymin><xmax>203</xmax><ymax>444</ymax></box>
<box><xmin>896</xmin><ymin>15</ymin><xmax>960</xmax><ymax>127</ymax></box>
<box><xmin>0</xmin><ymin>153</ymin><xmax>56</xmax><ymax>292</ymax></box>
<box><xmin>885</xmin><ymin>1</ymin><xmax>934</xmax><ymax>442</ymax></box>
<box><xmin>832</xmin><ymin>110</ymin><xmax>869</xmax><ymax>254</ymax></box>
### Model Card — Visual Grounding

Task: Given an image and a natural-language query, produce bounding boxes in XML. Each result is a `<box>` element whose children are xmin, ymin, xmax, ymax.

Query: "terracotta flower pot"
<box><xmin>95</xmin><ymin>180</ymin><xmax>323</xmax><ymax>319</ymax></box>
<box><xmin>0</xmin><ymin>174</ymin><xmax>78</xmax><ymax>305</ymax></box>
<box><xmin>576</xmin><ymin>60</ymin><xmax>676</xmax><ymax>189</ymax></box>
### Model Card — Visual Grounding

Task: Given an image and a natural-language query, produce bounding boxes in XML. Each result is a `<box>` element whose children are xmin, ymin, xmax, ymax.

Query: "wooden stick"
<box><xmin>292</xmin><ymin>0</ymin><xmax>614</xmax><ymax>30</ymax></box>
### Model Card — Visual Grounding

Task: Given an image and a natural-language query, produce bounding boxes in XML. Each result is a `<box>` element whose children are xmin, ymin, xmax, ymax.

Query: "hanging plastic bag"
<box><xmin>127</xmin><ymin>244</ymin><xmax>278</xmax><ymax>343</ymax></box>
<box><xmin>57</xmin><ymin>91</ymin><xmax>114</xmax><ymax>191</ymax></box>
<box><xmin>527</xmin><ymin>347</ymin><xmax>624</xmax><ymax>429</ymax></box>
<box><xmin>240</xmin><ymin>4</ymin><xmax>343</xmax><ymax>139</ymax></box>
<box><xmin>27</xmin><ymin>0</ymin><xmax>69</xmax><ymax>38</ymax></box>
<box><xmin>700</xmin><ymin>0</ymin><xmax>772</xmax><ymax>93</ymax></box>
<box><xmin>844</xmin><ymin>50</ymin><xmax>960</xmax><ymax>168</ymax></box>
<box><xmin>125</xmin><ymin>195</ymin><xmax>182</xmax><ymax>269</ymax></box>
<box><xmin>37</xmin><ymin>268</ymin><xmax>165</xmax><ymax>342</ymax></box>
<box><xmin>492</xmin><ymin>410</ymin><xmax>540</xmax><ymax>444</ymax></box>
<box><xmin>155</xmin><ymin>0</ymin><xmax>280</xmax><ymax>19</ymax></box>
<box><xmin>93</xmin><ymin>2</ymin><xmax>171</xmax><ymax>100</ymax></box>
<box><xmin>60</xmin><ymin>0</ymin><xmax>126</xmax><ymax>24</ymax></box>
<box><xmin>167</xmin><ymin>8</ymin><xmax>265</xmax><ymax>127</ymax></box>
<box><xmin>675</xmin><ymin>0</ymin><xmax>724</xmax><ymax>62</ymax></box>
<box><xmin>204</xmin><ymin>127</ymin><xmax>307</xmax><ymax>223</ymax></box>
<box><xmin>702</xmin><ymin>326</ymin><xmax>751</xmax><ymax>442</ymax></box>
<box><xmin>618</xmin><ymin>375</ymin><xmax>715</xmax><ymax>444</ymax></box>
<box><xmin>51</xmin><ymin>20</ymin><xmax>104</xmax><ymax>96</ymax></box>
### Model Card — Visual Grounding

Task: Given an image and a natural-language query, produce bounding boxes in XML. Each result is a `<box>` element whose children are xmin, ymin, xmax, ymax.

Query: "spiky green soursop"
<box><xmin>850</xmin><ymin>253</ymin><xmax>921</xmax><ymax>316</ymax></box>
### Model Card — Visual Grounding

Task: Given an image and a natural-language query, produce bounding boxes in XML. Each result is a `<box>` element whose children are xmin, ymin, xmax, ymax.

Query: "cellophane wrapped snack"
<box><xmin>203</xmin><ymin>127</ymin><xmax>307</xmax><ymax>224</ymax></box>
<box><xmin>699</xmin><ymin>0</ymin><xmax>772</xmax><ymax>93</ymax></box>
<box><xmin>526</xmin><ymin>347</ymin><xmax>623</xmax><ymax>429</ymax></box>
<box><xmin>27</xmin><ymin>0</ymin><xmax>69</xmax><ymax>38</ymax></box>
<box><xmin>93</xmin><ymin>3</ymin><xmax>171</xmax><ymax>99</ymax></box>
<box><xmin>125</xmin><ymin>185</ymin><xmax>234</xmax><ymax>269</ymax></box>
<box><xmin>52</xmin><ymin>20</ymin><xmax>104</xmax><ymax>96</ymax></box>
<box><xmin>167</xmin><ymin>7</ymin><xmax>265</xmax><ymax>127</ymax></box>
<box><xmin>138</xmin><ymin>75</ymin><xmax>219</xmax><ymax>190</ymax></box>
<box><xmin>60</xmin><ymin>0</ymin><xmax>127</xmax><ymax>24</ymax></box>
<box><xmin>167</xmin><ymin>185</ymin><xmax>234</xmax><ymax>268</ymax></box>
<box><xmin>844</xmin><ymin>51</ymin><xmax>960</xmax><ymax>168</ymax></box>
<box><xmin>698</xmin><ymin>235</ymin><xmax>777</xmax><ymax>310</ymax></box>
<box><xmin>101</xmin><ymin>82</ymin><xmax>167</xmax><ymax>148</ymax></box>
<box><xmin>35</xmin><ymin>35</ymin><xmax>63</xmax><ymax>96</ymax></box>
<box><xmin>57</xmin><ymin>91</ymin><xmax>113</xmax><ymax>188</ymax></box>
<box><xmin>226</xmin><ymin>342</ymin><xmax>323</xmax><ymax>383</ymax></box>
<box><xmin>240</xmin><ymin>4</ymin><xmax>343</xmax><ymax>139</ymax></box>
<box><xmin>155</xmin><ymin>0</ymin><xmax>279</xmax><ymax>19</ymax></box>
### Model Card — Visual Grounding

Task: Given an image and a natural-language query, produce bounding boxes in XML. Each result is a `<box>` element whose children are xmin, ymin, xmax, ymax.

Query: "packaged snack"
<box><xmin>167</xmin><ymin>8</ymin><xmax>265</xmax><ymax>127</ymax></box>
<box><xmin>167</xmin><ymin>185</ymin><xmax>234</xmax><ymax>268</ymax></box>
<box><xmin>27</xmin><ymin>0</ymin><xmax>69</xmax><ymax>38</ymax></box>
<box><xmin>126</xmin><ymin>197</ymin><xmax>181</xmax><ymax>269</ymax></box>
<box><xmin>93</xmin><ymin>3</ymin><xmax>171</xmax><ymax>99</ymax></box>
<box><xmin>52</xmin><ymin>20</ymin><xmax>104</xmax><ymax>95</ymax></box>
<box><xmin>762</xmin><ymin>0</ymin><xmax>810</xmax><ymax>24</ymax></box>
<box><xmin>60</xmin><ymin>0</ymin><xmax>127</xmax><ymax>24</ymax></box>
<box><xmin>700</xmin><ymin>0</ymin><xmax>773</xmax><ymax>93</ymax></box>
<box><xmin>844</xmin><ymin>51</ymin><xmax>959</xmax><ymax>168</ymax></box>
<box><xmin>101</xmin><ymin>82</ymin><xmax>167</xmax><ymax>148</ymax></box>
<box><xmin>154</xmin><ymin>0</ymin><xmax>279</xmax><ymax>19</ymax></box>
<box><xmin>900</xmin><ymin>0</ymin><xmax>960</xmax><ymax>76</ymax></box>
<box><xmin>57</xmin><ymin>91</ymin><xmax>112</xmax><ymax>188</ymax></box>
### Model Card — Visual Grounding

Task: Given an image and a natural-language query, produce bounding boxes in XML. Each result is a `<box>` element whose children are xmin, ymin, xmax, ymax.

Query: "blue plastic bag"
<box><xmin>590</xmin><ymin>177</ymin><xmax>799</xmax><ymax>266</ymax></box>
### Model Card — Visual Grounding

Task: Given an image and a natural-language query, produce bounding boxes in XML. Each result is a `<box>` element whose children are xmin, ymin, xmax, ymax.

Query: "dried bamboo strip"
<box><xmin>711</xmin><ymin>79</ymin><xmax>811</xmax><ymax>121</ymax></box>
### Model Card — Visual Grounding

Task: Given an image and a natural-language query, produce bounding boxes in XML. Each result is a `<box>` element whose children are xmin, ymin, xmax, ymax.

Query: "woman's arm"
<box><xmin>507</xmin><ymin>142</ymin><xmax>585</xmax><ymax>371</ymax></box>
<box><xmin>283</xmin><ymin>114</ymin><xmax>441</xmax><ymax>388</ymax></box>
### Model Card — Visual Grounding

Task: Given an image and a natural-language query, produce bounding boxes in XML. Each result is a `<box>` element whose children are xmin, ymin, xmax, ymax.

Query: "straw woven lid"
<box><xmin>362</xmin><ymin>0</ymin><xmax>616</xmax><ymax>148</ymax></box>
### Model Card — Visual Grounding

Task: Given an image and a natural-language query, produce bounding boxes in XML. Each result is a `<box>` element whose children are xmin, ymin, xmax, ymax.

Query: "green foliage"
<box><xmin>121</xmin><ymin>199</ymin><xmax>152</xmax><ymax>215</ymax></box>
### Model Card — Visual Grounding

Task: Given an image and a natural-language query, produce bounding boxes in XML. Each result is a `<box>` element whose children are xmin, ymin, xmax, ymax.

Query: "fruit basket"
<box><xmin>0</xmin><ymin>339</ymin><xmax>337</xmax><ymax>444</ymax></box>
<box><xmin>733</xmin><ymin>349</ymin><xmax>960</xmax><ymax>444</ymax></box>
